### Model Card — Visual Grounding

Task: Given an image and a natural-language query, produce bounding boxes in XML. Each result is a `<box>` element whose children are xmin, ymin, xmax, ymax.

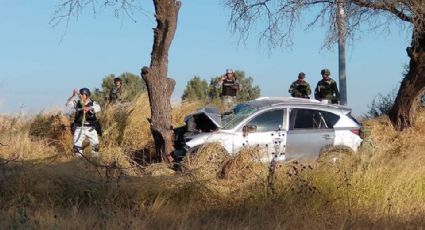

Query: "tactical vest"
<box><xmin>317</xmin><ymin>79</ymin><xmax>336</xmax><ymax>100</ymax></box>
<box><xmin>109</xmin><ymin>87</ymin><xmax>123</xmax><ymax>102</ymax></box>
<box><xmin>222</xmin><ymin>79</ymin><xmax>238</xmax><ymax>97</ymax></box>
<box><xmin>74</xmin><ymin>100</ymin><xmax>98</xmax><ymax>126</ymax></box>
<box><xmin>291</xmin><ymin>81</ymin><xmax>310</xmax><ymax>98</ymax></box>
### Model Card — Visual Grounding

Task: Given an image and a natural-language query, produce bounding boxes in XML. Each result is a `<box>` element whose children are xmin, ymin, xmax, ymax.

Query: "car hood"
<box><xmin>184</xmin><ymin>107</ymin><xmax>221</xmax><ymax>131</ymax></box>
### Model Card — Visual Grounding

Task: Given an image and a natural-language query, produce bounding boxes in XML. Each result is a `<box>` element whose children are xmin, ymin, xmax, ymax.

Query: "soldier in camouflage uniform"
<box><xmin>217</xmin><ymin>69</ymin><xmax>240</xmax><ymax>111</ymax></box>
<box><xmin>288</xmin><ymin>72</ymin><xmax>311</xmax><ymax>98</ymax></box>
<box><xmin>109</xmin><ymin>77</ymin><xmax>125</xmax><ymax>104</ymax></box>
<box><xmin>314</xmin><ymin>68</ymin><xmax>340</xmax><ymax>104</ymax></box>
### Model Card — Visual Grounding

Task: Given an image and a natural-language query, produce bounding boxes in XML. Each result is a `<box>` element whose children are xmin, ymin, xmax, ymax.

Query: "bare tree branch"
<box><xmin>50</xmin><ymin>0</ymin><xmax>151</xmax><ymax>40</ymax></box>
<box><xmin>351</xmin><ymin>0</ymin><xmax>412</xmax><ymax>22</ymax></box>
<box><xmin>225</xmin><ymin>0</ymin><xmax>418</xmax><ymax>50</ymax></box>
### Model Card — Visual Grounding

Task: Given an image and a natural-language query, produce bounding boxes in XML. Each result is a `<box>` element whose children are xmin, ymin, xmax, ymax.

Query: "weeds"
<box><xmin>1</xmin><ymin>101</ymin><xmax>425</xmax><ymax>229</ymax></box>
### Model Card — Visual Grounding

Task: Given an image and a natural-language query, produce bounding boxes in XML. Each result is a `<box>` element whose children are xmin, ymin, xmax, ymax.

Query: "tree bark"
<box><xmin>389</xmin><ymin>26</ymin><xmax>425</xmax><ymax>131</ymax></box>
<box><xmin>141</xmin><ymin>0</ymin><xmax>181</xmax><ymax>163</ymax></box>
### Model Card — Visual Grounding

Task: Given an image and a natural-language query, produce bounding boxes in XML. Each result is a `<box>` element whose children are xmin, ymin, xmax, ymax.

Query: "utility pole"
<box><xmin>337</xmin><ymin>0</ymin><xmax>347</xmax><ymax>105</ymax></box>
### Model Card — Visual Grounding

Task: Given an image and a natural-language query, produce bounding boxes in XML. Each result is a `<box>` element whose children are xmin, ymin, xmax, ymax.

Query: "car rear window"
<box><xmin>322</xmin><ymin>111</ymin><xmax>340</xmax><ymax>128</ymax></box>
<box><xmin>346</xmin><ymin>112</ymin><xmax>361</xmax><ymax>126</ymax></box>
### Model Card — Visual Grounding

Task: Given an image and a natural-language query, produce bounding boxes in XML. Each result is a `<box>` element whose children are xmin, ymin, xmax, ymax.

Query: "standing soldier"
<box><xmin>314</xmin><ymin>68</ymin><xmax>340</xmax><ymax>104</ymax></box>
<box><xmin>217</xmin><ymin>69</ymin><xmax>240</xmax><ymax>111</ymax></box>
<box><xmin>288</xmin><ymin>72</ymin><xmax>311</xmax><ymax>98</ymax></box>
<box><xmin>109</xmin><ymin>77</ymin><xmax>125</xmax><ymax>104</ymax></box>
<box><xmin>66</xmin><ymin>88</ymin><xmax>102</xmax><ymax>157</ymax></box>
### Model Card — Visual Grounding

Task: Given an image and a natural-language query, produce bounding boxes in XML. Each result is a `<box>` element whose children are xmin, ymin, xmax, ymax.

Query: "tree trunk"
<box><xmin>141</xmin><ymin>0</ymin><xmax>181</xmax><ymax>163</ymax></box>
<box><xmin>389</xmin><ymin>26</ymin><xmax>425</xmax><ymax>131</ymax></box>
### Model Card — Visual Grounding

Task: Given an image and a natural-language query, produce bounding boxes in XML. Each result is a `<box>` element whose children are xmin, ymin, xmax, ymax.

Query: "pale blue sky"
<box><xmin>0</xmin><ymin>0</ymin><xmax>411</xmax><ymax>116</ymax></box>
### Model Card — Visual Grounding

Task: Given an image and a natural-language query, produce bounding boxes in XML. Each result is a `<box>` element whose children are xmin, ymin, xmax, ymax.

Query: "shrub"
<box><xmin>366</xmin><ymin>89</ymin><xmax>397</xmax><ymax>118</ymax></box>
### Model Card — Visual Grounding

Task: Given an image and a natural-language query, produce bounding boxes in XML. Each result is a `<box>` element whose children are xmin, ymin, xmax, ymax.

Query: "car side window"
<box><xmin>247</xmin><ymin>109</ymin><xmax>284</xmax><ymax>132</ymax></box>
<box><xmin>290</xmin><ymin>109</ymin><xmax>338</xmax><ymax>130</ymax></box>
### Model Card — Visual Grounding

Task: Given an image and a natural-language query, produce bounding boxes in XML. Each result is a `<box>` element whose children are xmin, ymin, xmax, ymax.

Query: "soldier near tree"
<box><xmin>109</xmin><ymin>77</ymin><xmax>125</xmax><ymax>104</ymax></box>
<box><xmin>288</xmin><ymin>72</ymin><xmax>311</xmax><ymax>98</ymax></box>
<box><xmin>314</xmin><ymin>68</ymin><xmax>340</xmax><ymax>104</ymax></box>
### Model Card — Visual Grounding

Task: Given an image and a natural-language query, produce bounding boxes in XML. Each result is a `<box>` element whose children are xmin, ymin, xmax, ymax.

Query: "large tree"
<box><xmin>225</xmin><ymin>0</ymin><xmax>425</xmax><ymax>131</ymax></box>
<box><xmin>53</xmin><ymin>0</ymin><xmax>181</xmax><ymax>162</ymax></box>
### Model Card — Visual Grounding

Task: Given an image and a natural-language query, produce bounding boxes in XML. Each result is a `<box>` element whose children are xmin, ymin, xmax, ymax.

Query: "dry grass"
<box><xmin>1</xmin><ymin>102</ymin><xmax>425</xmax><ymax>229</ymax></box>
<box><xmin>172</xmin><ymin>100</ymin><xmax>205</xmax><ymax>127</ymax></box>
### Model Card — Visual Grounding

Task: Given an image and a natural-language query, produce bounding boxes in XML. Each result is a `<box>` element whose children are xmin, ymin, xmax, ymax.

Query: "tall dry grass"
<box><xmin>1</xmin><ymin>98</ymin><xmax>425</xmax><ymax>229</ymax></box>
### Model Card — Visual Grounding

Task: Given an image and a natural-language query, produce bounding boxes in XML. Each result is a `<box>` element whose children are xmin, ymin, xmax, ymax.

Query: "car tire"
<box><xmin>184</xmin><ymin>144</ymin><xmax>229</xmax><ymax>171</ymax></box>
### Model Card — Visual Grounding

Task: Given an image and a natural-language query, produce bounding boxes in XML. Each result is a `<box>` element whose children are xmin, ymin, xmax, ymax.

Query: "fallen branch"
<box><xmin>78</xmin><ymin>153</ymin><xmax>146</xmax><ymax>178</ymax></box>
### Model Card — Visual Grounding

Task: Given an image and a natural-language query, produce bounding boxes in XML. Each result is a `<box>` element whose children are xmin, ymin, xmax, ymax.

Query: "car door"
<box><xmin>237</xmin><ymin>109</ymin><xmax>287</xmax><ymax>162</ymax></box>
<box><xmin>285</xmin><ymin>108</ymin><xmax>336</xmax><ymax>160</ymax></box>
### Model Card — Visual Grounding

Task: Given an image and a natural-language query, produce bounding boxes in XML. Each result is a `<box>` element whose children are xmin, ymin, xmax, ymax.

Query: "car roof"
<box><xmin>244</xmin><ymin>97</ymin><xmax>352</xmax><ymax>112</ymax></box>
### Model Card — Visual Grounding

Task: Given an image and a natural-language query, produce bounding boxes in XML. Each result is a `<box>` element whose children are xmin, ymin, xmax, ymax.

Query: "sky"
<box><xmin>0</xmin><ymin>0</ymin><xmax>411</xmax><ymax>116</ymax></box>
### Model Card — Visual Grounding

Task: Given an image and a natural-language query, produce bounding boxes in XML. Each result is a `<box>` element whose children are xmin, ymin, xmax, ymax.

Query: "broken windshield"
<box><xmin>221</xmin><ymin>104</ymin><xmax>257</xmax><ymax>130</ymax></box>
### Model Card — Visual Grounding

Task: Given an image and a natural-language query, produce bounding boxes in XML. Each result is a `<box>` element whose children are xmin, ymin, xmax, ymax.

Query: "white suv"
<box><xmin>173</xmin><ymin>97</ymin><xmax>363</xmax><ymax>162</ymax></box>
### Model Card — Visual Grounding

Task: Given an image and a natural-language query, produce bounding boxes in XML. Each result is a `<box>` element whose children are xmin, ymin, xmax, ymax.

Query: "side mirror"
<box><xmin>243</xmin><ymin>124</ymin><xmax>257</xmax><ymax>136</ymax></box>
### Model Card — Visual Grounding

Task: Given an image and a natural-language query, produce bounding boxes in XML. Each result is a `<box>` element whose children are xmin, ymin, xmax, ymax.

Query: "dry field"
<box><xmin>1</xmin><ymin>94</ymin><xmax>425</xmax><ymax>229</ymax></box>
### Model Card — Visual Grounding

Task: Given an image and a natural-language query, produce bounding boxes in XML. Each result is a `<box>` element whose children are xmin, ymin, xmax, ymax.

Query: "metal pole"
<box><xmin>337</xmin><ymin>0</ymin><xmax>347</xmax><ymax>105</ymax></box>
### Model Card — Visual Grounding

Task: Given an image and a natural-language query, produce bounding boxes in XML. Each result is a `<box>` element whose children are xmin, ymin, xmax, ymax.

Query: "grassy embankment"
<box><xmin>1</xmin><ymin>94</ymin><xmax>425</xmax><ymax>229</ymax></box>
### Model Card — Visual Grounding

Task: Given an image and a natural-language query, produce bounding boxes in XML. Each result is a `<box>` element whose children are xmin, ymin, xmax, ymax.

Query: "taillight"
<box><xmin>350</xmin><ymin>129</ymin><xmax>360</xmax><ymax>136</ymax></box>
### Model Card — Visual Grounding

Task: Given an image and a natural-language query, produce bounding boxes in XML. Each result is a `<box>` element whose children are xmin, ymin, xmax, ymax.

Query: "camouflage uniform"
<box><xmin>288</xmin><ymin>80</ymin><xmax>311</xmax><ymax>98</ymax></box>
<box><xmin>221</xmin><ymin>78</ymin><xmax>239</xmax><ymax>111</ymax></box>
<box><xmin>109</xmin><ymin>86</ymin><xmax>124</xmax><ymax>104</ymax></box>
<box><xmin>314</xmin><ymin>78</ymin><xmax>340</xmax><ymax>103</ymax></box>
<box><xmin>218</xmin><ymin>69</ymin><xmax>240</xmax><ymax>111</ymax></box>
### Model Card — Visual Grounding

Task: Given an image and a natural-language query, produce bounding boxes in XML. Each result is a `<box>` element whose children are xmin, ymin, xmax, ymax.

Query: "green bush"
<box><xmin>181</xmin><ymin>76</ymin><xmax>209</xmax><ymax>101</ymax></box>
<box><xmin>91</xmin><ymin>72</ymin><xmax>146</xmax><ymax>106</ymax></box>
<box><xmin>366</xmin><ymin>89</ymin><xmax>397</xmax><ymax>118</ymax></box>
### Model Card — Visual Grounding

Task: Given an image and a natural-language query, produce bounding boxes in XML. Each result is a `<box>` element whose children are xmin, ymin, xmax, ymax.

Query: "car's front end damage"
<box><xmin>173</xmin><ymin>107</ymin><xmax>222</xmax><ymax>160</ymax></box>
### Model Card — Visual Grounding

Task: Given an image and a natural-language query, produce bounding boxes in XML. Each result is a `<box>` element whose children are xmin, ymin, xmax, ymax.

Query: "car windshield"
<box><xmin>221</xmin><ymin>104</ymin><xmax>257</xmax><ymax>130</ymax></box>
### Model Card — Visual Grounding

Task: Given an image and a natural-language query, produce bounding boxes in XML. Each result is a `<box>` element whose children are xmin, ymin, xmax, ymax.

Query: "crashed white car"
<box><xmin>173</xmin><ymin>97</ymin><xmax>363</xmax><ymax>162</ymax></box>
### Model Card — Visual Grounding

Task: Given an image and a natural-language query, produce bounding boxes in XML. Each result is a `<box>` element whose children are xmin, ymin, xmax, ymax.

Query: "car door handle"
<box><xmin>322</xmin><ymin>134</ymin><xmax>334</xmax><ymax>140</ymax></box>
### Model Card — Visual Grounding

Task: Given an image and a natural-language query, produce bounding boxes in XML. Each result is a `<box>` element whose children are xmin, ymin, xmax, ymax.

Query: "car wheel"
<box><xmin>184</xmin><ymin>144</ymin><xmax>228</xmax><ymax>165</ymax></box>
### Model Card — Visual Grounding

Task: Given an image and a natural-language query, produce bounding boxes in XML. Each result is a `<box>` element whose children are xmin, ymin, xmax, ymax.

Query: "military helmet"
<box><xmin>79</xmin><ymin>88</ymin><xmax>91</xmax><ymax>97</ymax></box>
<box><xmin>321</xmin><ymin>69</ymin><xmax>330</xmax><ymax>75</ymax></box>
<box><xmin>113</xmin><ymin>77</ymin><xmax>122</xmax><ymax>83</ymax></box>
<box><xmin>298</xmin><ymin>72</ymin><xmax>306</xmax><ymax>79</ymax></box>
